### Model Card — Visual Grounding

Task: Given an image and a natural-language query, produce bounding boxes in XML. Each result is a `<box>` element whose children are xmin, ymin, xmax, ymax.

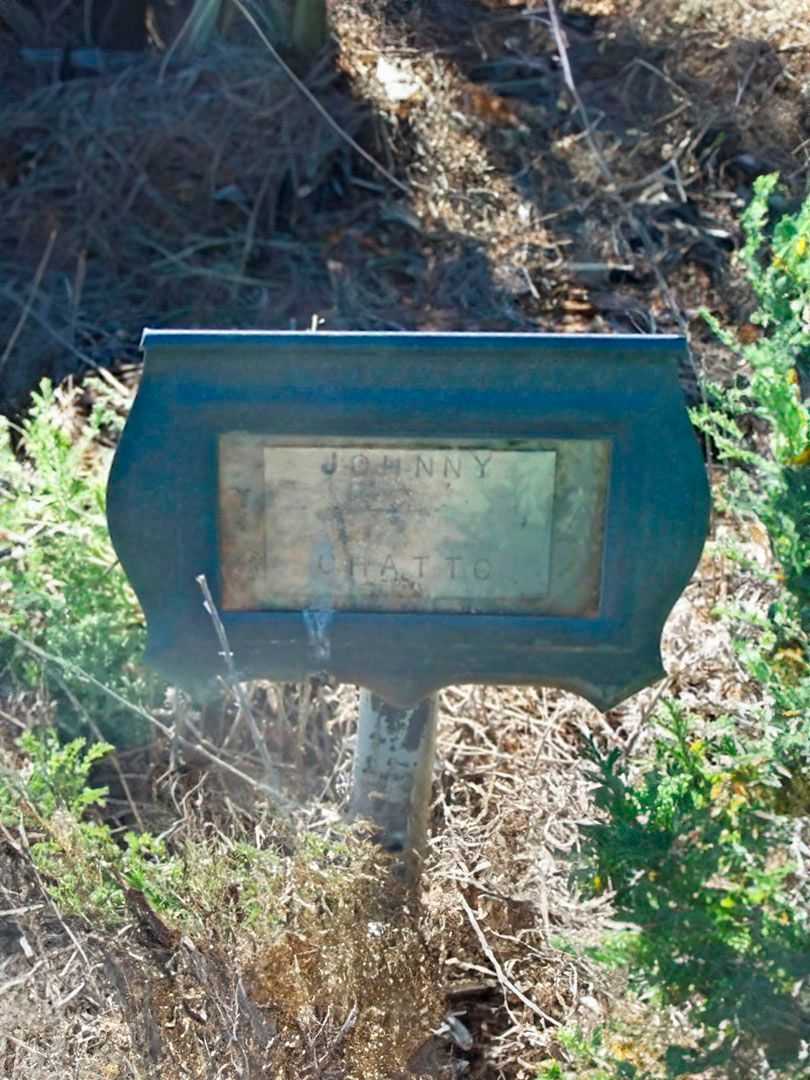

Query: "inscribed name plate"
<box><xmin>219</xmin><ymin>436</ymin><xmax>610</xmax><ymax>616</ymax></box>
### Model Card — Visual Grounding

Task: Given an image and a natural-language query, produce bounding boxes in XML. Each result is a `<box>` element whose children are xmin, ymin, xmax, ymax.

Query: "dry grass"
<box><xmin>2</xmin><ymin>0</ymin><xmax>808</xmax><ymax>413</ymax></box>
<box><xmin>0</xmin><ymin>41</ymin><xmax>366</xmax><ymax>410</ymax></box>
<box><xmin>0</xmin><ymin>481</ymin><xmax>784</xmax><ymax>1077</ymax></box>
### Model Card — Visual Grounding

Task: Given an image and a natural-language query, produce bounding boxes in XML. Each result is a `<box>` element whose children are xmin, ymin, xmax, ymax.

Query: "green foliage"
<box><xmin>537</xmin><ymin>1015</ymin><xmax>673</xmax><ymax>1080</ymax></box>
<box><xmin>548</xmin><ymin>176</ymin><xmax>810</xmax><ymax>1078</ymax></box>
<box><xmin>576</xmin><ymin>705</ymin><xmax>810</xmax><ymax>1074</ymax></box>
<box><xmin>537</xmin><ymin>1063</ymin><xmax>565</xmax><ymax>1080</ymax></box>
<box><xmin>536</xmin><ymin>1028</ymin><xmax>614</xmax><ymax>1080</ymax></box>
<box><xmin>30</xmin><ymin>819</ymin><xmax>180</xmax><ymax>922</ymax></box>
<box><xmin>0</xmin><ymin>380</ymin><xmax>160</xmax><ymax>744</ymax></box>
<box><xmin>692</xmin><ymin>175</ymin><xmax>810</xmax><ymax>812</ymax></box>
<box><xmin>695</xmin><ymin>169</ymin><xmax>810</xmax><ymax>800</ymax></box>
<box><xmin>0</xmin><ymin>726</ymin><xmax>383</xmax><ymax>946</ymax></box>
<box><xmin>694</xmin><ymin>172</ymin><xmax>810</xmax><ymax>636</ymax></box>
<box><xmin>0</xmin><ymin>729</ymin><xmax>111</xmax><ymax>821</ymax></box>
<box><xmin>0</xmin><ymin>728</ymin><xmax>181</xmax><ymax>920</ymax></box>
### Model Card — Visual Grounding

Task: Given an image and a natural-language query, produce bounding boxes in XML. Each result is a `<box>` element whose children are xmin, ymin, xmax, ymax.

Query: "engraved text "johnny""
<box><xmin>320</xmin><ymin>451</ymin><xmax>493</xmax><ymax>480</ymax></box>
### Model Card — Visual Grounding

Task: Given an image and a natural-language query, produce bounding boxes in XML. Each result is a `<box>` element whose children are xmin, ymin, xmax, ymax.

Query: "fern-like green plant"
<box><xmin>568</xmin><ymin>182</ymin><xmax>810</xmax><ymax>1075</ymax></box>
<box><xmin>0</xmin><ymin>380</ymin><xmax>160</xmax><ymax>744</ymax></box>
<box><xmin>0</xmin><ymin>729</ymin><xmax>111</xmax><ymax>824</ymax></box>
<box><xmin>696</xmin><ymin>173</ymin><xmax>810</xmax><ymax>628</ymax></box>
<box><xmin>695</xmin><ymin>171</ymin><xmax>810</xmax><ymax>774</ymax></box>
<box><xmin>575</xmin><ymin>705</ymin><xmax>810</xmax><ymax>1075</ymax></box>
<box><xmin>0</xmin><ymin>728</ymin><xmax>184</xmax><ymax>922</ymax></box>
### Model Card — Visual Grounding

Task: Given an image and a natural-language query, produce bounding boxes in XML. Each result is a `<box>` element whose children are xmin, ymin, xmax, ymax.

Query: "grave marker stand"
<box><xmin>350</xmin><ymin>691</ymin><xmax>439</xmax><ymax>884</ymax></box>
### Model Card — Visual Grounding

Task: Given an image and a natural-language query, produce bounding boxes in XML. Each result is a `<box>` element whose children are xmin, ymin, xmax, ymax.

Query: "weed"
<box><xmin>699</xmin><ymin>171</ymin><xmax>810</xmax><ymax>796</ymax></box>
<box><xmin>0</xmin><ymin>379</ymin><xmax>161</xmax><ymax>744</ymax></box>
<box><xmin>576</xmin><ymin>704</ymin><xmax>810</xmax><ymax>1074</ymax></box>
<box><xmin>536</xmin><ymin>1015</ymin><xmax>669</xmax><ymax>1080</ymax></box>
<box><xmin>565</xmin><ymin>175</ymin><xmax>810</xmax><ymax>1077</ymax></box>
<box><xmin>693</xmin><ymin>175</ymin><xmax>810</xmax><ymax>800</ymax></box>
<box><xmin>695</xmin><ymin>173</ymin><xmax>810</xmax><ymax>635</ymax></box>
<box><xmin>0</xmin><ymin>728</ymin><xmax>111</xmax><ymax>821</ymax></box>
<box><xmin>0</xmin><ymin>728</ymin><xmax>181</xmax><ymax>921</ymax></box>
<box><xmin>0</xmin><ymin>725</ymin><xmax>444</xmax><ymax>1076</ymax></box>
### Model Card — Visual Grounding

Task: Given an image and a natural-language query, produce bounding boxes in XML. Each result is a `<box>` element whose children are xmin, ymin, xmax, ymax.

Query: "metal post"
<box><xmin>349</xmin><ymin>691</ymin><xmax>439</xmax><ymax>885</ymax></box>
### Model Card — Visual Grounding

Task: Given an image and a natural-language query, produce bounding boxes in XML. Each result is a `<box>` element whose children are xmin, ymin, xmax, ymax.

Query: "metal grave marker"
<box><xmin>107</xmin><ymin>331</ymin><xmax>710</xmax><ymax>873</ymax></box>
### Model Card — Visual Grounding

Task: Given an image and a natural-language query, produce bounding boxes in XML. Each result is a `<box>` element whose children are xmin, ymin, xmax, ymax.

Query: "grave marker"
<box><xmin>108</xmin><ymin>331</ymin><xmax>710</xmax><ymax>877</ymax></box>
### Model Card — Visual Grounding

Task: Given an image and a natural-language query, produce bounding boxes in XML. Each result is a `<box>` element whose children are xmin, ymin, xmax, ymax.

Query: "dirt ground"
<box><xmin>0</xmin><ymin>1</ymin><xmax>809</xmax><ymax>1078</ymax></box>
<box><xmin>0</xmin><ymin>0</ymin><xmax>808</xmax><ymax>413</ymax></box>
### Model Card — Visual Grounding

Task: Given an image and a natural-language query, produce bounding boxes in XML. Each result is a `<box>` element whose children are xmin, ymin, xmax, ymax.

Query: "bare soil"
<box><xmin>0</xmin><ymin>0</ymin><xmax>808</xmax><ymax>414</ymax></box>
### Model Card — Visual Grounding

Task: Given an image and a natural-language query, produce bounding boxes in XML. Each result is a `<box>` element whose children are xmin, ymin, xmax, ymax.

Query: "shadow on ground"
<box><xmin>0</xmin><ymin>0</ymin><xmax>807</xmax><ymax>414</ymax></box>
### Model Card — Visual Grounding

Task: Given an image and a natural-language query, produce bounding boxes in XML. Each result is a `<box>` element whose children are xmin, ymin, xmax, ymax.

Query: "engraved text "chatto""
<box><xmin>316</xmin><ymin>553</ymin><xmax>493</xmax><ymax>581</ymax></box>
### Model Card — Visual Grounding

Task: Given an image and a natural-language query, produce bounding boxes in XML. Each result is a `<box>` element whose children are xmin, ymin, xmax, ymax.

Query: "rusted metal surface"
<box><xmin>219</xmin><ymin>436</ymin><xmax>609</xmax><ymax>616</ymax></box>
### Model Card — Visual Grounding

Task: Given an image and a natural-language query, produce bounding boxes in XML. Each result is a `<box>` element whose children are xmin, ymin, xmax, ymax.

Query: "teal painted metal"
<box><xmin>107</xmin><ymin>331</ymin><xmax>710</xmax><ymax>709</ymax></box>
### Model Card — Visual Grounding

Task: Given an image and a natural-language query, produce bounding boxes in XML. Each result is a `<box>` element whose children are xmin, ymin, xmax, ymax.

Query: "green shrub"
<box><xmin>0</xmin><ymin>726</ymin><xmax>385</xmax><ymax>949</ymax></box>
<box><xmin>0</xmin><ymin>728</ymin><xmax>111</xmax><ymax>821</ymax></box>
<box><xmin>695</xmin><ymin>170</ymin><xmax>810</xmax><ymax>800</ymax></box>
<box><xmin>695</xmin><ymin>172</ymin><xmax>809</xmax><ymax>635</ymax></box>
<box><xmin>536</xmin><ymin>1025</ymin><xmax>634</xmax><ymax>1080</ymax></box>
<box><xmin>0</xmin><ymin>380</ymin><xmax>161</xmax><ymax>744</ymax></box>
<box><xmin>0</xmin><ymin>728</ymin><xmax>181</xmax><ymax>922</ymax></box>
<box><xmin>577</xmin><ymin>706</ymin><xmax>810</xmax><ymax>1075</ymax></box>
<box><xmin>568</xmin><ymin>176</ymin><xmax>810</xmax><ymax>1078</ymax></box>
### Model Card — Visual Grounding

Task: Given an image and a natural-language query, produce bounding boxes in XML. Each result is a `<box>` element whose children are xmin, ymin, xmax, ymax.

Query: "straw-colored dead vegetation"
<box><xmin>2</xmin><ymin>601</ymin><xmax>750</xmax><ymax>1080</ymax></box>
<box><xmin>2</xmin><ymin>0</ymin><xmax>808</xmax><ymax>412</ymax></box>
<box><xmin>1</xmin><ymin>1</ymin><xmax>809</xmax><ymax>1078</ymax></box>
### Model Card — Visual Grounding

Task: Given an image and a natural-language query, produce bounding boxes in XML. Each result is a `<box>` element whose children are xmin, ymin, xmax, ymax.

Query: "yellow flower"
<box><xmin>796</xmin><ymin>236</ymin><xmax>808</xmax><ymax>257</ymax></box>
<box><xmin>772</xmin><ymin>647</ymin><xmax>809</xmax><ymax>683</ymax></box>
<box><xmin>607</xmin><ymin>1038</ymin><xmax>637</xmax><ymax>1062</ymax></box>
<box><xmin>710</xmin><ymin>778</ymin><xmax>727</xmax><ymax>801</ymax></box>
<box><xmin>779</xmin><ymin>911</ymin><xmax>790</xmax><ymax>925</ymax></box>
<box><xmin>689</xmin><ymin>739</ymin><xmax>705</xmax><ymax>755</ymax></box>
<box><xmin>593</xmin><ymin>874</ymin><xmax>603</xmax><ymax>892</ymax></box>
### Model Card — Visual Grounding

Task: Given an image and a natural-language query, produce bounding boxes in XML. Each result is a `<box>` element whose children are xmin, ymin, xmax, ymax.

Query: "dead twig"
<box><xmin>0</xmin><ymin>228</ymin><xmax>57</xmax><ymax>379</ymax></box>
<box><xmin>196</xmin><ymin>573</ymin><xmax>280</xmax><ymax>787</ymax></box>
<box><xmin>230</xmin><ymin>0</ymin><xmax>410</xmax><ymax>197</ymax></box>
<box><xmin>0</xmin><ymin>958</ymin><xmax>46</xmax><ymax>997</ymax></box>
<box><xmin>457</xmin><ymin>890</ymin><xmax>560</xmax><ymax>1028</ymax></box>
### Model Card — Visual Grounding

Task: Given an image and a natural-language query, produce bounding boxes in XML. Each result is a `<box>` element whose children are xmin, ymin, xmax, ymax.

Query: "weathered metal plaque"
<box><xmin>219</xmin><ymin>438</ymin><xmax>609</xmax><ymax>616</ymax></box>
<box><xmin>107</xmin><ymin>331</ymin><xmax>710</xmax><ymax>709</ymax></box>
